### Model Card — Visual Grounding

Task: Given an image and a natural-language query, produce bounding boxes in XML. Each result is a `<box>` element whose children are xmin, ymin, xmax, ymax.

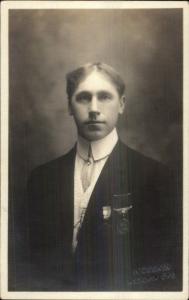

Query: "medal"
<box><xmin>113</xmin><ymin>205</ymin><xmax>133</xmax><ymax>235</ymax></box>
<box><xmin>113</xmin><ymin>205</ymin><xmax>133</xmax><ymax>217</ymax></box>
<box><xmin>102</xmin><ymin>206</ymin><xmax>111</xmax><ymax>220</ymax></box>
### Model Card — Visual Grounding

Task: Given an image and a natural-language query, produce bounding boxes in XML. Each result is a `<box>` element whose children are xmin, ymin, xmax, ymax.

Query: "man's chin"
<box><xmin>80</xmin><ymin>130</ymin><xmax>108</xmax><ymax>142</ymax></box>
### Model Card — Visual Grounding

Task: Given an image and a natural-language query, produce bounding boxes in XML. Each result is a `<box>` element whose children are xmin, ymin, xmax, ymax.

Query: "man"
<box><xmin>26</xmin><ymin>62</ymin><xmax>182</xmax><ymax>291</ymax></box>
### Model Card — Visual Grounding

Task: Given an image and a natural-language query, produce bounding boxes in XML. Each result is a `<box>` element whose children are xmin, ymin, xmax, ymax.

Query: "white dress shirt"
<box><xmin>72</xmin><ymin>128</ymin><xmax>118</xmax><ymax>250</ymax></box>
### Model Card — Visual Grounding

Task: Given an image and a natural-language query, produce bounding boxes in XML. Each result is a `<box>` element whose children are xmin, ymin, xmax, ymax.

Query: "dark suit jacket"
<box><xmin>25</xmin><ymin>141</ymin><xmax>182</xmax><ymax>291</ymax></box>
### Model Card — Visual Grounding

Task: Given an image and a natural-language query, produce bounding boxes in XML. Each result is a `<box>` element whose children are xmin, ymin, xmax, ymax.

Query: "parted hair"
<box><xmin>66</xmin><ymin>62</ymin><xmax>125</xmax><ymax>102</ymax></box>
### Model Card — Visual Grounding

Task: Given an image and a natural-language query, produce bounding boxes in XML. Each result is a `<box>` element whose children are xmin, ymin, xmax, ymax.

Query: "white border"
<box><xmin>0</xmin><ymin>1</ymin><xmax>188</xmax><ymax>9</ymax></box>
<box><xmin>1</xmin><ymin>1</ymin><xmax>189</xmax><ymax>300</ymax></box>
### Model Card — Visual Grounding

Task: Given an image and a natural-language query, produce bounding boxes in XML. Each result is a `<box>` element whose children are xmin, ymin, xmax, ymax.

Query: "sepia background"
<box><xmin>9</xmin><ymin>9</ymin><xmax>182</xmax><ymax>289</ymax></box>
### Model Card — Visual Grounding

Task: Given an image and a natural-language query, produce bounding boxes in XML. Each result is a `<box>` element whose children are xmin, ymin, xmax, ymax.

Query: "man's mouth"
<box><xmin>84</xmin><ymin>120</ymin><xmax>105</xmax><ymax>125</ymax></box>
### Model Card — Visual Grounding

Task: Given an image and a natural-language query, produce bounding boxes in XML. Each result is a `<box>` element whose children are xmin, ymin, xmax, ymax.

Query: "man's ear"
<box><xmin>119</xmin><ymin>95</ymin><xmax>126</xmax><ymax>114</ymax></box>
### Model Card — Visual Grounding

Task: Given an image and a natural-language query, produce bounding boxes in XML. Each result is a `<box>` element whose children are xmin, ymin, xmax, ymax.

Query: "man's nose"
<box><xmin>88</xmin><ymin>97</ymin><xmax>100</xmax><ymax>116</ymax></box>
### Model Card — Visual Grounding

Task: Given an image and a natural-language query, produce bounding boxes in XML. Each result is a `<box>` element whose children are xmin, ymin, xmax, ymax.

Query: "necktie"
<box><xmin>81</xmin><ymin>145</ymin><xmax>94</xmax><ymax>192</ymax></box>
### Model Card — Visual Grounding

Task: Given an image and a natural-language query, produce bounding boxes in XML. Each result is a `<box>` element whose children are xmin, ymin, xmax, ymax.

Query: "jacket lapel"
<box><xmin>75</xmin><ymin>141</ymin><xmax>134</xmax><ymax>289</ymax></box>
<box><xmin>57</xmin><ymin>147</ymin><xmax>76</xmax><ymax>250</ymax></box>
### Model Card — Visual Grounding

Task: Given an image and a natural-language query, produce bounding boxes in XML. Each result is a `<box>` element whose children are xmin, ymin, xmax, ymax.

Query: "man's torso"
<box><xmin>25</xmin><ymin>141</ymin><xmax>182</xmax><ymax>291</ymax></box>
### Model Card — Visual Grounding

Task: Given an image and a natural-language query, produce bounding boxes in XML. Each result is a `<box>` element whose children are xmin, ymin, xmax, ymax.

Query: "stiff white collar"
<box><xmin>77</xmin><ymin>128</ymin><xmax>118</xmax><ymax>161</ymax></box>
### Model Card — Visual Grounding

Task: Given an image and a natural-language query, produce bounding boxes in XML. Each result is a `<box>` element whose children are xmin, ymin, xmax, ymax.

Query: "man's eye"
<box><xmin>98</xmin><ymin>92</ymin><xmax>112</xmax><ymax>101</ymax></box>
<box><xmin>76</xmin><ymin>93</ymin><xmax>91</xmax><ymax>103</ymax></box>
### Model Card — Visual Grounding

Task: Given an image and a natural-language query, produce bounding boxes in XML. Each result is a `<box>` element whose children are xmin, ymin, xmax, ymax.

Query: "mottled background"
<box><xmin>9</xmin><ymin>9</ymin><xmax>182</xmax><ymax>289</ymax></box>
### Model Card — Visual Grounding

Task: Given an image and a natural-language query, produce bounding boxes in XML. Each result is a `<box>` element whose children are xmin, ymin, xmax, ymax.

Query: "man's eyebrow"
<box><xmin>76</xmin><ymin>90</ymin><xmax>113</xmax><ymax>95</ymax></box>
<box><xmin>76</xmin><ymin>91</ymin><xmax>91</xmax><ymax>96</ymax></box>
<box><xmin>97</xmin><ymin>90</ymin><xmax>113</xmax><ymax>96</ymax></box>
<box><xmin>75</xmin><ymin>90</ymin><xmax>114</xmax><ymax>100</ymax></box>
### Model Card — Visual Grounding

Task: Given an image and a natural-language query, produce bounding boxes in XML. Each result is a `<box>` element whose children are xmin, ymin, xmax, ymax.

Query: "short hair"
<box><xmin>66</xmin><ymin>62</ymin><xmax>125</xmax><ymax>102</ymax></box>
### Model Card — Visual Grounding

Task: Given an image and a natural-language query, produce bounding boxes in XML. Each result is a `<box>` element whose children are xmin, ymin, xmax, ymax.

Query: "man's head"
<box><xmin>66</xmin><ymin>62</ymin><xmax>126</xmax><ymax>141</ymax></box>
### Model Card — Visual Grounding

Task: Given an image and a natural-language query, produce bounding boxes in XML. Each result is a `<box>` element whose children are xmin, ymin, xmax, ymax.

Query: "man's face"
<box><xmin>69</xmin><ymin>71</ymin><xmax>125</xmax><ymax>141</ymax></box>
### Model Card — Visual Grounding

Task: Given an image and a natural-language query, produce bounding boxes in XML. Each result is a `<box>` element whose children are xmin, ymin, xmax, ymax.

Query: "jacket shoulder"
<box><xmin>119</xmin><ymin>141</ymin><xmax>167</xmax><ymax>171</ymax></box>
<box><xmin>29</xmin><ymin>146</ymin><xmax>76</xmax><ymax>179</ymax></box>
<box><xmin>118</xmin><ymin>141</ymin><xmax>178</xmax><ymax>198</ymax></box>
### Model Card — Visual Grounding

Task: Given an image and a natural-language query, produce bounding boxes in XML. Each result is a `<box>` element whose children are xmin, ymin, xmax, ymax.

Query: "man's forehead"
<box><xmin>75</xmin><ymin>70</ymin><xmax>119</xmax><ymax>94</ymax></box>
